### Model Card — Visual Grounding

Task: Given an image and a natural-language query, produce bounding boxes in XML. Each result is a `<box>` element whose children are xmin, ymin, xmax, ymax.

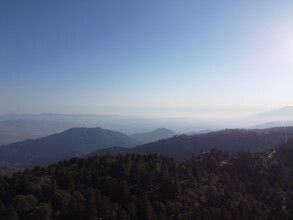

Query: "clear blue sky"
<box><xmin>1</xmin><ymin>0</ymin><xmax>292</xmax><ymax>117</ymax></box>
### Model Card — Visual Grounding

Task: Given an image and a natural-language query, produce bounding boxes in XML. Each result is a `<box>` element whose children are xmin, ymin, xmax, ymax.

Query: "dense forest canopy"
<box><xmin>0</xmin><ymin>139</ymin><xmax>292</xmax><ymax>219</ymax></box>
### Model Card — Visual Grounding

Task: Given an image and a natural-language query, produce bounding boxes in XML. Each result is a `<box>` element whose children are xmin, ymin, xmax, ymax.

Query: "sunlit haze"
<box><xmin>1</xmin><ymin>0</ymin><xmax>292</xmax><ymax>119</ymax></box>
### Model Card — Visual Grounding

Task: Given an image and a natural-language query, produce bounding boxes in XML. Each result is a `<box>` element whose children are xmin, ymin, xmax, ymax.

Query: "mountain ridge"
<box><xmin>90</xmin><ymin>127</ymin><xmax>293</xmax><ymax>161</ymax></box>
<box><xmin>256</xmin><ymin>106</ymin><xmax>293</xmax><ymax>118</ymax></box>
<box><xmin>130</xmin><ymin>127</ymin><xmax>176</xmax><ymax>143</ymax></box>
<box><xmin>0</xmin><ymin>127</ymin><xmax>140</xmax><ymax>168</ymax></box>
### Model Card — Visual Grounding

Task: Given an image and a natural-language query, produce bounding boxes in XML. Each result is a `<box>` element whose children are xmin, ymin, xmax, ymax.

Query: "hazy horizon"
<box><xmin>0</xmin><ymin>106</ymin><xmax>269</xmax><ymax>119</ymax></box>
<box><xmin>1</xmin><ymin>1</ymin><xmax>292</xmax><ymax>118</ymax></box>
<box><xmin>1</xmin><ymin>106</ymin><xmax>293</xmax><ymax>135</ymax></box>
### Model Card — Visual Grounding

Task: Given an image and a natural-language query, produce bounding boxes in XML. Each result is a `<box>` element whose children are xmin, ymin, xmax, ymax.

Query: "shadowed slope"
<box><xmin>0</xmin><ymin>127</ymin><xmax>140</xmax><ymax>167</ymax></box>
<box><xmin>90</xmin><ymin>127</ymin><xmax>293</xmax><ymax>161</ymax></box>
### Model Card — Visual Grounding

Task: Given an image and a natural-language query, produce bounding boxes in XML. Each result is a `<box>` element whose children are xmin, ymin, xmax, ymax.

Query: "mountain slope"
<box><xmin>130</xmin><ymin>127</ymin><xmax>176</xmax><ymax>143</ymax></box>
<box><xmin>0</xmin><ymin>127</ymin><xmax>140</xmax><ymax>168</ymax></box>
<box><xmin>91</xmin><ymin>127</ymin><xmax>293</xmax><ymax>161</ymax></box>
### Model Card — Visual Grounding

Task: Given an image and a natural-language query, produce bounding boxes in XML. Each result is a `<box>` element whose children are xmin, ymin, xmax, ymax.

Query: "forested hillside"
<box><xmin>91</xmin><ymin>127</ymin><xmax>293</xmax><ymax>161</ymax></box>
<box><xmin>0</xmin><ymin>140</ymin><xmax>292</xmax><ymax>219</ymax></box>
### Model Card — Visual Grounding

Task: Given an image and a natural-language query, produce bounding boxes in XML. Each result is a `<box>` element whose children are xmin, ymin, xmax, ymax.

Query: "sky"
<box><xmin>0</xmin><ymin>0</ymin><xmax>292</xmax><ymax>118</ymax></box>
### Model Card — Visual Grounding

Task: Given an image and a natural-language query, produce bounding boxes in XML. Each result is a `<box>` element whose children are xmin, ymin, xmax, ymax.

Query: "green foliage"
<box><xmin>0</xmin><ymin>141</ymin><xmax>293</xmax><ymax>219</ymax></box>
<box><xmin>13</xmin><ymin>194</ymin><xmax>38</xmax><ymax>214</ymax></box>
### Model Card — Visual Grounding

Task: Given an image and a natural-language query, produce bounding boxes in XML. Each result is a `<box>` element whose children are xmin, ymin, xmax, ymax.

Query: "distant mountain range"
<box><xmin>2</xmin><ymin>115</ymin><xmax>293</xmax><ymax>171</ymax></box>
<box><xmin>0</xmin><ymin>113</ymin><xmax>114</xmax><ymax>121</ymax></box>
<box><xmin>0</xmin><ymin>127</ymin><xmax>181</xmax><ymax>170</ymax></box>
<box><xmin>250</xmin><ymin>120</ymin><xmax>293</xmax><ymax>129</ymax></box>
<box><xmin>130</xmin><ymin>128</ymin><xmax>176</xmax><ymax>143</ymax></box>
<box><xmin>0</xmin><ymin>114</ymin><xmax>183</xmax><ymax>142</ymax></box>
<box><xmin>184</xmin><ymin>129</ymin><xmax>213</xmax><ymax>135</ymax></box>
<box><xmin>0</xmin><ymin>127</ymin><xmax>140</xmax><ymax>169</ymax></box>
<box><xmin>2</xmin><ymin>106</ymin><xmax>293</xmax><ymax>145</ymax></box>
<box><xmin>256</xmin><ymin>106</ymin><xmax>293</xmax><ymax>119</ymax></box>
<box><xmin>90</xmin><ymin>127</ymin><xmax>293</xmax><ymax>161</ymax></box>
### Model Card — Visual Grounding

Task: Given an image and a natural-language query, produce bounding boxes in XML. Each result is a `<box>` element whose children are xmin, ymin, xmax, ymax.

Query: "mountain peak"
<box><xmin>130</xmin><ymin>128</ymin><xmax>176</xmax><ymax>143</ymax></box>
<box><xmin>153</xmin><ymin>127</ymin><xmax>174</xmax><ymax>132</ymax></box>
<box><xmin>0</xmin><ymin>127</ymin><xmax>140</xmax><ymax>168</ymax></box>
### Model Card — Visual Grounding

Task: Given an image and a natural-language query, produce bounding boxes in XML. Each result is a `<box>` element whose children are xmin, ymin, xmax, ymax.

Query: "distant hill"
<box><xmin>130</xmin><ymin>128</ymin><xmax>176</xmax><ymax>143</ymax></box>
<box><xmin>91</xmin><ymin>127</ymin><xmax>293</xmax><ymax>161</ymax></box>
<box><xmin>250</xmin><ymin>120</ymin><xmax>293</xmax><ymax>129</ymax></box>
<box><xmin>256</xmin><ymin>106</ymin><xmax>293</xmax><ymax>119</ymax></box>
<box><xmin>184</xmin><ymin>129</ymin><xmax>213</xmax><ymax>135</ymax></box>
<box><xmin>0</xmin><ymin>127</ymin><xmax>140</xmax><ymax>168</ymax></box>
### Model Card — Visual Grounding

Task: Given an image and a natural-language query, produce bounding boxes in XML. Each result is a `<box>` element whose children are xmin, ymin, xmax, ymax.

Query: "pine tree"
<box><xmin>85</xmin><ymin>188</ymin><xmax>97</xmax><ymax>220</ymax></box>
